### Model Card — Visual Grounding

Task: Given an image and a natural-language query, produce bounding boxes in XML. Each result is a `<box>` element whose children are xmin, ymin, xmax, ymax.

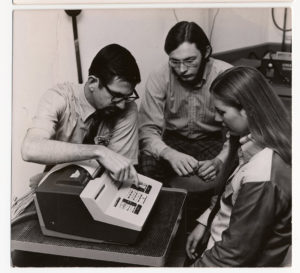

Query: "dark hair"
<box><xmin>88</xmin><ymin>44</ymin><xmax>141</xmax><ymax>86</ymax></box>
<box><xmin>211</xmin><ymin>66</ymin><xmax>291</xmax><ymax>165</ymax></box>
<box><xmin>164</xmin><ymin>21</ymin><xmax>212</xmax><ymax>58</ymax></box>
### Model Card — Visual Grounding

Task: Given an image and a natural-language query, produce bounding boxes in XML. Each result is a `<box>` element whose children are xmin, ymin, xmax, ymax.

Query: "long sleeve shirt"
<box><xmin>138</xmin><ymin>58</ymin><xmax>232</xmax><ymax>161</ymax></box>
<box><xmin>194</xmin><ymin>136</ymin><xmax>291</xmax><ymax>267</ymax></box>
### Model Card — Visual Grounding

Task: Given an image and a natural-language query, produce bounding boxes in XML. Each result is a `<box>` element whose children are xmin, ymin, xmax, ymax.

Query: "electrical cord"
<box><xmin>11</xmin><ymin>211</ymin><xmax>38</xmax><ymax>227</ymax></box>
<box><xmin>209</xmin><ymin>9</ymin><xmax>220</xmax><ymax>43</ymax></box>
<box><xmin>173</xmin><ymin>9</ymin><xmax>179</xmax><ymax>23</ymax></box>
<box><xmin>271</xmin><ymin>8</ymin><xmax>291</xmax><ymax>32</ymax></box>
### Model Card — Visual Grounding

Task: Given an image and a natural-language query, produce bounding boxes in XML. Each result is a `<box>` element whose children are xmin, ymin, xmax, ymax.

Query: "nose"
<box><xmin>179</xmin><ymin>63</ymin><xmax>188</xmax><ymax>73</ymax></box>
<box><xmin>215</xmin><ymin>111</ymin><xmax>223</xmax><ymax>122</ymax></box>
<box><xmin>115</xmin><ymin>100</ymin><xmax>126</xmax><ymax>110</ymax></box>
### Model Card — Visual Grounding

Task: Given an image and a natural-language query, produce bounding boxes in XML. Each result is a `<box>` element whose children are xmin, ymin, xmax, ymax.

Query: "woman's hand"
<box><xmin>186</xmin><ymin>223</ymin><xmax>206</xmax><ymax>260</ymax></box>
<box><xmin>197</xmin><ymin>157</ymin><xmax>223</xmax><ymax>182</ymax></box>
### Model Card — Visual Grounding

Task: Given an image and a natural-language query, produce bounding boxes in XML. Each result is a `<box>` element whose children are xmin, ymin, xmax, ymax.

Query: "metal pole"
<box><xmin>65</xmin><ymin>10</ymin><xmax>83</xmax><ymax>83</ymax></box>
<box><xmin>281</xmin><ymin>8</ymin><xmax>288</xmax><ymax>52</ymax></box>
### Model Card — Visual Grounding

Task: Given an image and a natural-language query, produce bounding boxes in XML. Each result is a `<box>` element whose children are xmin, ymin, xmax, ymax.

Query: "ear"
<box><xmin>87</xmin><ymin>75</ymin><xmax>101</xmax><ymax>91</ymax></box>
<box><xmin>204</xmin><ymin>45</ymin><xmax>212</xmax><ymax>59</ymax></box>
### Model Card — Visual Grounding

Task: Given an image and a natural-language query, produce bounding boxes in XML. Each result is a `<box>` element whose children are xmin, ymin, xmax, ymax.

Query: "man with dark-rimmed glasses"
<box><xmin>138</xmin><ymin>21</ymin><xmax>232</xmax><ymax>191</ymax></box>
<box><xmin>22</xmin><ymin>44</ymin><xmax>141</xmax><ymax>185</ymax></box>
<box><xmin>104</xmin><ymin>81</ymin><xmax>139</xmax><ymax>104</ymax></box>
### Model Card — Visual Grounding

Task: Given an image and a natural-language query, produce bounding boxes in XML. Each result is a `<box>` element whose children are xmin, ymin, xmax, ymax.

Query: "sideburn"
<box><xmin>194</xmin><ymin>57</ymin><xmax>208</xmax><ymax>83</ymax></box>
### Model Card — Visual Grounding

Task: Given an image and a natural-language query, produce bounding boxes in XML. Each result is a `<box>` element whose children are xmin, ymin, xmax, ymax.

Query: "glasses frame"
<box><xmin>169</xmin><ymin>57</ymin><xmax>199</xmax><ymax>68</ymax></box>
<box><xmin>104</xmin><ymin>84</ymin><xmax>139</xmax><ymax>104</ymax></box>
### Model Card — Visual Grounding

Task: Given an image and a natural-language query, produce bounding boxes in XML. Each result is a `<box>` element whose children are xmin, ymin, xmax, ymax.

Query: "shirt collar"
<box><xmin>79</xmin><ymin>83</ymin><xmax>97</xmax><ymax>122</ymax></box>
<box><xmin>238</xmin><ymin>134</ymin><xmax>264</xmax><ymax>165</ymax></box>
<box><xmin>202</xmin><ymin>58</ymin><xmax>212</xmax><ymax>80</ymax></box>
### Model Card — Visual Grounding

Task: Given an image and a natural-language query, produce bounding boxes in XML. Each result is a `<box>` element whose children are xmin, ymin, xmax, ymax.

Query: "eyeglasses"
<box><xmin>169</xmin><ymin>58</ymin><xmax>199</xmax><ymax>68</ymax></box>
<box><xmin>104</xmin><ymin>84</ymin><xmax>139</xmax><ymax>103</ymax></box>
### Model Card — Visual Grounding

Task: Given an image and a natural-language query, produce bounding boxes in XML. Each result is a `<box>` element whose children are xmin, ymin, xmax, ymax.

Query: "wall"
<box><xmin>12</xmin><ymin>8</ymin><xmax>289</xmax><ymax>199</ymax></box>
<box><xmin>209</xmin><ymin>7</ymin><xmax>291</xmax><ymax>53</ymax></box>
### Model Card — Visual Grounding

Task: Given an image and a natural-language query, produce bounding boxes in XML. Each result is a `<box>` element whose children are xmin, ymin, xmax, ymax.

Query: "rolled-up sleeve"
<box><xmin>30</xmin><ymin>88</ymin><xmax>66</xmax><ymax>138</ymax></box>
<box><xmin>138</xmin><ymin>68</ymin><xmax>169</xmax><ymax>159</ymax></box>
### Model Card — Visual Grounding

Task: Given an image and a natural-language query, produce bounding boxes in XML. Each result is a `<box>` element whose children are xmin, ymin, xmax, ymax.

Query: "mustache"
<box><xmin>101</xmin><ymin>105</ymin><xmax>123</xmax><ymax>116</ymax></box>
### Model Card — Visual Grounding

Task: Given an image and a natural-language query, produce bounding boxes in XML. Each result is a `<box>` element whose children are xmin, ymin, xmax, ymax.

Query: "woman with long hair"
<box><xmin>186</xmin><ymin>66</ymin><xmax>291</xmax><ymax>267</ymax></box>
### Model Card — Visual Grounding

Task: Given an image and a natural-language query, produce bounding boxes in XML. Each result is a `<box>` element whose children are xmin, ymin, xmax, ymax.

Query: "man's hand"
<box><xmin>161</xmin><ymin>147</ymin><xmax>199</xmax><ymax>176</ymax></box>
<box><xmin>197</xmin><ymin>157</ymin><xmax>223</xmax><ymax>182</ymax></box>
<box><xmin>97</xmin><ymin>146</ymin><xmax>139</xmax><ymax>186</ymax></box>
<box><xmin>186</xmin><ymin>223</ymin><xmax>206</xmax><ymax>260</ymax></box>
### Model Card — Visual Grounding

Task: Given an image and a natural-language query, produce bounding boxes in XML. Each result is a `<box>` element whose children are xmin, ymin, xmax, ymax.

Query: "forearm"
<box><xmin>139</xmin><ymin>128</ymin><xmax>169</xmax><ymax>159</ymax></box>
<box><xmin>22</xmin><ymin>136</ymin><xmax>105</xmax><ymax>165</ymax></box>
<box><xmin>22</xmin><ymin>134</ymin><xmax>139</xmax><ymax>185</ymax></box>
<box><xmin>160</xmin><ymin>146</ymin><xmax>176</xmax><ymax>160</ymax></box>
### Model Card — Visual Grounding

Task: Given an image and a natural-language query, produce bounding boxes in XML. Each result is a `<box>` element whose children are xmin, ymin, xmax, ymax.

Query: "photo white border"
<box><xmin>2</xmin><ymin>1</ymin><xmax>299</xmax><ymax>273</ymax></box>
<box><xmin>12</xmin><ymin>0</ymin><xmax>294</xmax><ymax>5</ymax></box>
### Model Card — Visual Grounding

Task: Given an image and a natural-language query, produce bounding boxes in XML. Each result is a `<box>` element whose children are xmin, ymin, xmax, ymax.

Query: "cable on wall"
<box><xmin>272</xmin><ymin>8</ymin><xmax>291</xmax><ymax>52</ymax></box>
<box><xmin>209</xmin><ymin>9</ymin><xmax>220</xmax><ymax>43</ymax></box>
<box><xmin>173</xmin><ymin>9</ymin><xmax>179</xmax><ymax>23</ymax></box>
<box><xmin>271</xmin><ymin>8</ymin><xmax>291</xmax><ymax>32</ymax></box>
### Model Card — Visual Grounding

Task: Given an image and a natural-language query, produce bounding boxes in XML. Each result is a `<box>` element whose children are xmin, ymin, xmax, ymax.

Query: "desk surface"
<box><xmin>231</xmin><ymin>57</ymin><xmax>292</xmax><ymax>98</ymax></box>
<box><xmin>11</xmin><ymin>188</ymin><xmax>187</xmax><ymax>267</ymax></box>
<box><xmin>272</xmin><ymin>82</ymin><xmax>291</xmax><ymax>98</ymax></box>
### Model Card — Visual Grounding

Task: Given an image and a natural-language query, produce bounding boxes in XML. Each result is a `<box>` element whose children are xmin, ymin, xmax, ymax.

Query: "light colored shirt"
<box><xmin>139</xmin><ymin>58</ymin><xmax>232</xmax><ymax>160</ymax></box>
<box><xmin>30</xmin><ymin>82</ymin><xmax>138</xmax><ymax>163</ymax></box>
<box><xmin>197</xmin><ymin>135</ymin><xmax>265</xmax><ymax>249</ymax></box>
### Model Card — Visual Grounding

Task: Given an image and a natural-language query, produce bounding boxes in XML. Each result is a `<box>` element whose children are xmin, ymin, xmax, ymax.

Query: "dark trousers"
<box><xmin>138</xmin><ymin>130</ymin><xmax>224</xmax><ymax>192</ymax></box>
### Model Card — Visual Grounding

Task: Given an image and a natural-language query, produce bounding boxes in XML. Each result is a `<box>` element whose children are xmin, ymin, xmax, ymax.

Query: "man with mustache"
<box><xmin>139</xmin><ymin>21</ymin><xmax>232</xmax><ymax>190</ymax></box>
<box><xmin>22</xmin><ymin>44</ymin><xmax>140</xmax><ymax>185</ymax></box>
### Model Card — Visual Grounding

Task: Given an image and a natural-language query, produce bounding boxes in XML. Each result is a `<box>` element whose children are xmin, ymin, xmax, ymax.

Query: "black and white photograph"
<box><xmin>9</xmin><ymin>4</ymin><xmax>295</xmax><ymax>268</ymax></box>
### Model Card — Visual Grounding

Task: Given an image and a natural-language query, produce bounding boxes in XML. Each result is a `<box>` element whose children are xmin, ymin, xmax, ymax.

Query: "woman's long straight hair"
<box><xmin>210</xmin><ymin>66</ymin><xmax>291</xmax><ymax>165</ymax></box>
<box><xmin>214</xmin><ymin>135</ymin><xmax>240</xmax><ymax>194</ymax></box>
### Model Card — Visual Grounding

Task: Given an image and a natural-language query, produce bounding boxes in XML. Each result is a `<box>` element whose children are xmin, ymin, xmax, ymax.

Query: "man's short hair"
<box><xmin>89</xmin><ymin>44</ymin><xmax>141</xmax><ymax>86</ymax></box>
<box><xmin>164</xmin><ymin>21</ymin><xmax>212</xmax><ymax>58</ymax></box>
